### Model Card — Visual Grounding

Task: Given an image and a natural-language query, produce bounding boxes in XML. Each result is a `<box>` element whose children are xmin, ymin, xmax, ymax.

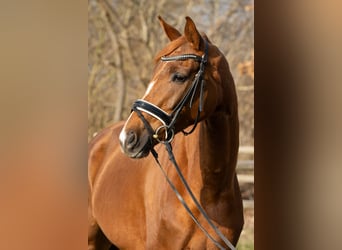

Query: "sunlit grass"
<box><xmin>237</xmin><ymin>241</ymin><xmax>254</xmax><ymax>250</ymax></box>
<box><xmin>236</xmin><ymin>207</ymin><xmax>254</xmax><ymax>250</ymax></box>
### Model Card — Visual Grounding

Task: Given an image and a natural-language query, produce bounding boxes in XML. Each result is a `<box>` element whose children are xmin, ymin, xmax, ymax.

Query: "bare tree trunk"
<box><xmin>98</xmin><ymin>1</ymin><xmax>126</xmax><ymax>122</ymax></box>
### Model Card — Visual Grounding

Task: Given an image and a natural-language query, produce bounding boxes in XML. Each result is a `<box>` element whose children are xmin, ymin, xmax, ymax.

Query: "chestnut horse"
<box><xmin>88</xmin><ymin>16</ymin><xmax>243</xmax><ymax>250</ymax></box>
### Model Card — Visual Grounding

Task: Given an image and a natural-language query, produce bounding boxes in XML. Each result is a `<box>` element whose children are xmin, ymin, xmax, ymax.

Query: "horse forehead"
<box><xmin>154</xmin><ymin>36</ymin><xmax>200</xmax><ymax>61</ymax></box>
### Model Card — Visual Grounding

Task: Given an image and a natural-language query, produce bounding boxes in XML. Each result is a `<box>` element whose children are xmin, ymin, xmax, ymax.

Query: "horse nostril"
<box><xmin>126</xmin><ymin>131</ymin><xmax>138</xmax><ymax>149</ymax></box>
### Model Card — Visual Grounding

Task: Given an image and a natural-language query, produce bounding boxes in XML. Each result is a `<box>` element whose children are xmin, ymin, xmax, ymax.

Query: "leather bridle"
<box><xmin>132</xmin><ymin>40</ymin><xmax>208</xmax><ymax>143</ymax></box>
<box><xmin>130</xmin><ymin>40</ymin><xmax>236</xmax><ymax>250</ymax></box>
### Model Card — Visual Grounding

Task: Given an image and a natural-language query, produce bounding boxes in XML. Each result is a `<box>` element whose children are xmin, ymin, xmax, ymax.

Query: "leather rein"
<box><xmin>131</xmin><ymin>41</ymin><xmax>236</xmax><ymax>250</ymax></box>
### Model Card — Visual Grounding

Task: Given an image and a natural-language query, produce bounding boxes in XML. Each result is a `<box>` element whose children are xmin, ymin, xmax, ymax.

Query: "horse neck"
<box><xmin>197</xmin><ymin>110</ymin><xmax>239</xmax><ymax>199</ymax></box>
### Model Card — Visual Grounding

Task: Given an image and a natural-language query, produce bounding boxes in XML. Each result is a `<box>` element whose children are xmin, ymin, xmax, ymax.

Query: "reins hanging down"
<box><xmin>131</xmin><ymin>40</ymin><xmax>237</xmax><ymax>250</ymax></box>
<box><xmin>132</xmin><ymin>108</ymin><xmax>236</xmax><ymax>250</ymax></box>
<box><xmin>152</xmin><ymin>143</ymin><xmax>236</xmax><ymax>250</ymax></box>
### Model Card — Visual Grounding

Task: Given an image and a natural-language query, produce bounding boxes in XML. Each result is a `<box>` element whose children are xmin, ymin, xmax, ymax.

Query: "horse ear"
<box><xmin>184</xmin><ymin>16</ymin><xmax>201</xmax><ymax>50</ymax></box>
<box><xmin>158</xmin><ymin>16</ymin><xmax>181</xmax><ymax>41</ymax></box>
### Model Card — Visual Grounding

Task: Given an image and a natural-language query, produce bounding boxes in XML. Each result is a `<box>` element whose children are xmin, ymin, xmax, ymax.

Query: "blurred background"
<box><xmin>88</xmin><ymin>0</ymin><xmax>254</xmax><ymax>249</ymax></box>
<box><xmin>1</xmin><ymin>1</ymin><xmax>342</xmax><ymax>249</ymax></box>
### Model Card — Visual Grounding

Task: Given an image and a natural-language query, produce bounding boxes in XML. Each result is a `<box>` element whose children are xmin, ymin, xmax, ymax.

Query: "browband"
<box><xmin>161</xmin><ymin>54</ymin><xmax>202</xmax><ymax>62</ymax></box>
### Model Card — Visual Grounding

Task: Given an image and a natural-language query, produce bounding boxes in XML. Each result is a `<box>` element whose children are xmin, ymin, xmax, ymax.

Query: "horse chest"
<box><xmin>143</xmin><ymin>171</ymin><xmax>208</xmax><ymax>248</ymax></box>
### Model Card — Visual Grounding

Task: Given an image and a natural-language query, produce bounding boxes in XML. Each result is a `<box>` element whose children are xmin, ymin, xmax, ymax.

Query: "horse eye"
<box><xmin>171</xmin><ymin>73</ymin><xmax>187</xmax><ymax>83</ymax></box>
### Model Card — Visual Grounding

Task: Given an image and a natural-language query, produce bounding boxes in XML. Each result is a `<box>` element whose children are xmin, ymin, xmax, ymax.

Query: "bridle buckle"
<box><xmin>153</xmin><ymin>125</ymin><xmax>175</xmax><ymax>143</ymax></box>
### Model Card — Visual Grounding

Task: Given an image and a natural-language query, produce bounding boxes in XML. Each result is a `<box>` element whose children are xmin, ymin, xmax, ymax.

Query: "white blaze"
<box><xmin>119</xmin><ymin>80</ymin><xmax>156</xmax><ymax>146</ymax></box>
<box><xmin>119</xmin><ymin>112</ymin><xmax>134</xmax><ymax>146</ymax></box>
<box><xmin>142</xmin><ymin>81</ymin><xmax>156</xmax><ymax>99</ymax></box>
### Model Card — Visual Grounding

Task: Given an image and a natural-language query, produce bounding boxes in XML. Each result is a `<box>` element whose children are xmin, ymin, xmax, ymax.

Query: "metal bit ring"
<box><xmin>153</xmin><ymin>125</ymin><xmax>174</xmax><ymax>143</ymax></box>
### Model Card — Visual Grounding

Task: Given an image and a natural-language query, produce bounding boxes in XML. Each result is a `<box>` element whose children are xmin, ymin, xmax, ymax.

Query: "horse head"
<box><xmin>119</xmin><ymin>16</ymin><xmax>236</xmax><ymax>158</ymax></box>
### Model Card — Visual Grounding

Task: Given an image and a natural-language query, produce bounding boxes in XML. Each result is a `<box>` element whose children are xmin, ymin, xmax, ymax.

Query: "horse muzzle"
<box><xmin>119</xmin><ymin>129</ymin><xmax>151</xmax><ymax>158</ymax></box>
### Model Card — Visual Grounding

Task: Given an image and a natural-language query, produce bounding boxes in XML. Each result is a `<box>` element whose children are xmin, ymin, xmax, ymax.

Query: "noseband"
<box><xmin>132</xmin><ymin>40</ymin><xmax>208</xmax><ymax>142</ymax></box>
